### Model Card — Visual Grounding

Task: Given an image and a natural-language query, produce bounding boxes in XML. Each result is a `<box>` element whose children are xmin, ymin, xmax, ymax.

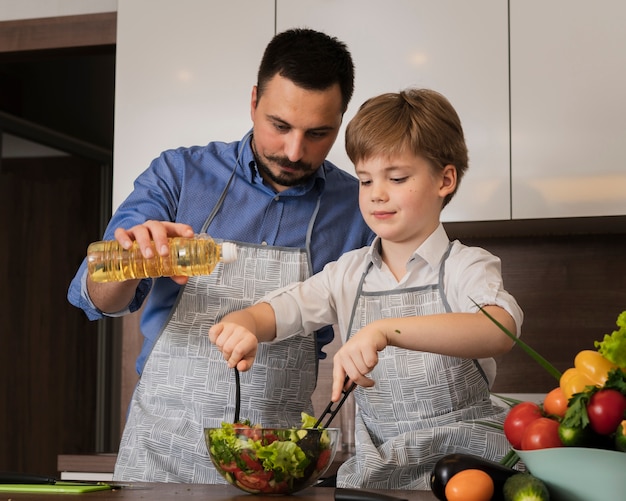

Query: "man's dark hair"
<box><xmin>257</xmin><ymin>28</ymin><xmax>355</xmax><ymax>113</ymax></box>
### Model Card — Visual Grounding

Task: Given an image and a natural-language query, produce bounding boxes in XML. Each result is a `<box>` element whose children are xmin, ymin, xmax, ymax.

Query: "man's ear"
<box><xmin>440</xmin><ymin>164</ymin><xmax>457</xmax><ymax>196</ymax></box>
<box><xmin>250</xmin><ymin>85</ymin><xmax>258</xmax><ymax>121</ymax></box>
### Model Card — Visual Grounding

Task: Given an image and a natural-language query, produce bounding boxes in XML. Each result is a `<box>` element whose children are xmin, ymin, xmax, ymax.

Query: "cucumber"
<box><xmin>503</xmin><ymin>473</ymin><xmax>550</xmax><ymax>501</ymax></box>
<box><xmin>430</xmin><ymin>453</ymin><xmax>518</xmax><ymax>501</ymax></box>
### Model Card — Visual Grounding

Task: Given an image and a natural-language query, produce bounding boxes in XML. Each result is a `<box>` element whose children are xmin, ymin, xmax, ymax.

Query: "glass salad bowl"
<box><xmin>205</xmin><ymin>424</ymin><xmax>340</xmax><ymax>494</ymax></box>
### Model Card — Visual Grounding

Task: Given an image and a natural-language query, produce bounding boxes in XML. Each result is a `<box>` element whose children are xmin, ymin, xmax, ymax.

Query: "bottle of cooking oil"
<box><xmin>87</xmin><ymin>233</ymin><xmax>237</xmax><ymax>283</ymax></box>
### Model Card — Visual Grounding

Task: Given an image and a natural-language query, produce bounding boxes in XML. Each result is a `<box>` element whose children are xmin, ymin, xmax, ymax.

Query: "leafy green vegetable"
<box><xmin>594</xmin><ymin>310</ymin><xmax>626</xmax><ymax>368</ymax></box>
<box><xmin>254</xmin><ymin>439</ymin><xmax>309</xmax><ymax>480</ymax></box>
<box><xmin>300</xmin><ymin>412</ymin><xmax>319</xmax><ymax>429</ymax></box>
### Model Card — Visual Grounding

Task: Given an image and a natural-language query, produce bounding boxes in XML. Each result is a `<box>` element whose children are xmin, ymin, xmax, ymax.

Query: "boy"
<box><xmin>209</xmin><ymin>88</ymin><xmax>523</xmax><ymax>489</ymax></box>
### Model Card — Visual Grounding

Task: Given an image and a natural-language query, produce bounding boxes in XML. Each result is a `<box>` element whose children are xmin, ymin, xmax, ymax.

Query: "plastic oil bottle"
<box><xmin>87</xmin><ymin>233</ymin><xmax>237</xmax><ymax>283</ymax></box>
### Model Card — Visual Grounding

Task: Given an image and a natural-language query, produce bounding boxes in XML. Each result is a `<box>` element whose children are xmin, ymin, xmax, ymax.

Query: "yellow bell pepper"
<box><xmin>560</xmin><ymin>367</ymin><xmax>594</xmax><ymax>400</ymax></box>
<box><xmin>560</xmin><ymin>350</ymin><xmax>619</xmax><ymax>400</ymax></box>
<box><xmin>574</xmin><ymin>350</ymin><xmax>618</xmax><ymax>386</ymax></box>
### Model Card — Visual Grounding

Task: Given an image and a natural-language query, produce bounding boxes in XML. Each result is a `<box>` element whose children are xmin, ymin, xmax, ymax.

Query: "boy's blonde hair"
<box><xmin>345</xmin><ymin>88</ymin><xmax>468</xmax><ymax>207</ymax></box>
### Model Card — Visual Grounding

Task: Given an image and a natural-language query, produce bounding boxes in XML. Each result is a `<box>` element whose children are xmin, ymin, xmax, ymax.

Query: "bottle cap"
<box><xmin>221</xmin><ymin>242</ymin><xmax>238</xmax><ymax>263</ymax></box>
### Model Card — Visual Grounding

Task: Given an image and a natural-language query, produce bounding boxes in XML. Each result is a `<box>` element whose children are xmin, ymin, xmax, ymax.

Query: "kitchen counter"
<box><xmin>0</xmin><ymin>483</ymin><xmax>438</xmax><ymax>501</ymax></box>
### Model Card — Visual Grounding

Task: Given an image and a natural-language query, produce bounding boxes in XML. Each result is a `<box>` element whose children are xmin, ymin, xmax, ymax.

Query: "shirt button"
<box><xmin>274</xmin><ymin>195</ymin><xmax>280</xmax><ymax>201</ymax></box>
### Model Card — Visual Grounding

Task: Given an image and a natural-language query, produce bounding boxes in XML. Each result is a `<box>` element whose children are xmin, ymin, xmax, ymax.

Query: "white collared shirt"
<box><xmin>264</xmin><ymin>223</ymin><xmax>524</xmax><ymax>385</ymax></box>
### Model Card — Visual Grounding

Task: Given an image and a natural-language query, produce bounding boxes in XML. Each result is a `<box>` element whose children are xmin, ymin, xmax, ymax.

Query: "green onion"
<box><xmin>471</xmin><ymin>298</ymin><xmax>562</xmax><ymax>381</ymax></box>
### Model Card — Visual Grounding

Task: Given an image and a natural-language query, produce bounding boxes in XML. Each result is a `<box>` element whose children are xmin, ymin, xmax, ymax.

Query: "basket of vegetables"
<box><xmin>431</xmin><ymin>308</ymin><xmax>626</xmax><ymax>501</ymax></box>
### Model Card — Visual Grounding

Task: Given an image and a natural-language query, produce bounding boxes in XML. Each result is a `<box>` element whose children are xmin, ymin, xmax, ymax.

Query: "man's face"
<box><xmin>250</xmin><ymin>74</ymin><xmax>344</xmax><ymax>192</ymax></box>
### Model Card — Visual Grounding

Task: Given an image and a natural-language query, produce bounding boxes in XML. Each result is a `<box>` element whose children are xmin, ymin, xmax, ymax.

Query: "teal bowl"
<box><xmin>515</xmin><ymin>448</ymin><xmax>626</xmax><ymax>501</ymax></box>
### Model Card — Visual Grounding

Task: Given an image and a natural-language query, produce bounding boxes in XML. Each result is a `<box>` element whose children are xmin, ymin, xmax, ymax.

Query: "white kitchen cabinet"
<box><xmin>510</xmin><ymin>0</ymin><xmax>626</xmax><ymax>219</ymax></box>
<box><xmin>277</xmin><ymin>0</ymin><xmax>511</xmax><ymax>222</ymax></box>
<box><xmin>113</xmin><ymin>0</ymin><xmax>274</xmax><ymax>211</ymax></box>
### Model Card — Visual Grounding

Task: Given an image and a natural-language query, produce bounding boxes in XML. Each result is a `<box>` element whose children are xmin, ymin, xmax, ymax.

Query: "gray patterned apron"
<box><xmin>114</xmin><ymin>137</ymin><xmax>319</xmax><ymax>483</ymax></box>
<box><xmin>337</xmin><ymin>246</ymin><xmax>511</xmax><ymax>490</ymax></box>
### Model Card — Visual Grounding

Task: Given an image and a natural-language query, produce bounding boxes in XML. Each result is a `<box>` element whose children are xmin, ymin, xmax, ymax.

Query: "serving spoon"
<box><xmin>233</xmin><ymin>367</ymin><xmax>241</xmax><ymax>423</ymax></box>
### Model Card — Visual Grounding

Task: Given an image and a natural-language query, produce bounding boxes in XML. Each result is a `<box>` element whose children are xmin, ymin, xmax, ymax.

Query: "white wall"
<box><xmin>113</xmin><ymin>0</ymin><xmax>273</xmax><ymax>211</ymax></box>
<box><xmin>0</xmin><ymin>0</ymin><xmax>116</xmax><ymax>21</ymax></box>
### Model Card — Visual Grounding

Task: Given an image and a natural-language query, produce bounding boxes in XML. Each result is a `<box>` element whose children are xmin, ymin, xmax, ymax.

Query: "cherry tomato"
<box><xmin>444</xmin><ymin>469</ymin><xmax>494</xmax><ymax>501</ymax></box>
<box><xmin>219</xmin><ymin>461</ymin><xmax>240</xmax><ymax>473</ymax></box>
<box><xmin>235</xmin><ymin>469</ymin><xmax>273</xmax><ymax>492</ymax></box>
<box><xmin>521</xmin><ymin>417</ymin><xmax>563</xmax><ymax>450</ymax></box>
<box><xmin>543</xmin><ymin>386</ymin><xmax>568</xmax><ymax>418</ymax></box>
<box><xmin>240</xmin><ymin>450</ymin><xmax>263</xmax><ymax>471</ymax></box>
<box><xmin>587</xmin><ymin>389</ymin><xmax>626</xmax><ymax>435</ymax></box>
<box><xmin>503</xmin><ymin>401</ymin><xmax>543</xmax><ymax>449</ymax></box>
<box><xmin>316</xmin><ymin>448</ymin><xmax>331</xmax><ymax>471</ymax></box>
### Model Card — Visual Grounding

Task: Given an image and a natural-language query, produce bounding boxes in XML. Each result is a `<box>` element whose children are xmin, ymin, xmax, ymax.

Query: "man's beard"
<box><xmin>256</xmin><ymin>156</ymin><xmax>316</xmax><ymax>187</ymax></box>
<box><xmin>252</xmin><ymin>141</ymin><xmax>317</xmax><ymax>188</ymax></box>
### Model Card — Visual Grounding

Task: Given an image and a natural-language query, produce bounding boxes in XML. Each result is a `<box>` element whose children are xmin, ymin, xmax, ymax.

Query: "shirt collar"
<box><xmin>413</xmin><ymin>223</ymin><xmax>451</xmax><ymax>269</ymax></box>
<box><xmin>364</xmin><ymin>222</ymin><xmax>451</xmax><ymax>270</ymax></box>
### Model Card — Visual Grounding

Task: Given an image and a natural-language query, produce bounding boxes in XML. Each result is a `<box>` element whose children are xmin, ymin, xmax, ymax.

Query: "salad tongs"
<box><xmin>313</xmin><ymin>376</ymin><xmax>356</xmax><ymax>428</ymax></box>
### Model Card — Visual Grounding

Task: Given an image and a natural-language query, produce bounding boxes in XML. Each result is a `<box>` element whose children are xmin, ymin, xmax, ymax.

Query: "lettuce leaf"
<box><xmin>595</xmin><ymin>311</ymin><xmax>626</xmax><ymax>368</ymax></box>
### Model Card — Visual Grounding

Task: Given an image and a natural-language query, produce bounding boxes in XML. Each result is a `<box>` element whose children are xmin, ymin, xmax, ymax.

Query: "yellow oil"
<box><xmin>87</xmin><ymin>236</ymin><xmax>223</xmax><ymax>283</ymax></box>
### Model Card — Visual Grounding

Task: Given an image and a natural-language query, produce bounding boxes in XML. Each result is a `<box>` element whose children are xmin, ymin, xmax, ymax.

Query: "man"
<box><xmin>68</xmin><ymin>28</ymin><xmax>374</xmax><ymax>483</ymax></box>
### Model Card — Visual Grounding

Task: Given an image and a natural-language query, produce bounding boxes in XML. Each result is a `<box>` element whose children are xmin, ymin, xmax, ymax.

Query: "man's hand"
<box><xmin>114</xmin><ymin>221</ymin><xmax>195</xmax><ymax>285</ymax></box>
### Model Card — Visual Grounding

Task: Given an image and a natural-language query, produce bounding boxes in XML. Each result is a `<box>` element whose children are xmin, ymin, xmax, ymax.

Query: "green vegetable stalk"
<box><xmin>471</xmin><ymin>299</ymin><xmax>561</xmax><ymax>381</ymax></box>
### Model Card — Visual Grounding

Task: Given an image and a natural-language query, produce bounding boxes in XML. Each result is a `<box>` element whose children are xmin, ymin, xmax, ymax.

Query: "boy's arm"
<box><xmin>331</xmin><ymin>305</ymin><xmax>516</xmax><ymax>401</ymax></box>
<box><xmin>209</xmin><ymin>302</ymin><xmax>278</xmax><ymax>371</ymax></box>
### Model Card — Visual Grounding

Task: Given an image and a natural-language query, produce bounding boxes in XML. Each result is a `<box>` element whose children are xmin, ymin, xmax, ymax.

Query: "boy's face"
<box><xmin>355</xmin><ymin>151</ymin><xmax>456</xmax><ymax>248</ymax></box>
<box><xmin>250</xmin><ymin>74</ymin><xmax>343</xmax><ymax>192</ymax></box>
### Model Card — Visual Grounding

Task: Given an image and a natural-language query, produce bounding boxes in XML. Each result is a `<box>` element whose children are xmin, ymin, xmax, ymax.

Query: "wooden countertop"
<box><xmin>0</xmin><ymin>483</ymin><xmax>438</xmax><ymax>501</ymax></box>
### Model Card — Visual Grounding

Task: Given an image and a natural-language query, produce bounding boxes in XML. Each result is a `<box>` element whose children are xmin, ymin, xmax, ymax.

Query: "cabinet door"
<box><xmin>510</xmin><ymin>0</ymin><xmax>626</xmax><ymax>219</ymax></box>
<box><xmin>277</xmin><ymin>0</ymin><xmax>510</xmax><ymax>222</ymax></box>
<box><xmin>113</xmin><ymin>0</ymin><xmax>274</xmax><ymax>211</ymax></box>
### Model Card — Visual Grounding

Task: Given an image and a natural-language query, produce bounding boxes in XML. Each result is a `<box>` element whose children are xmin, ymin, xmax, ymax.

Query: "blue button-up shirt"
<box><xmin>68</xmin><ymin>132</ymin><xmax>374</xmax><ymax>373</ymax></box>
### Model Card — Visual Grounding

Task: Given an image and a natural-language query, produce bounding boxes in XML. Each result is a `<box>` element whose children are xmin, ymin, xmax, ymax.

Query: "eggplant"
<box><xmin>430</xmin><ymin>453</ymin><xmax>518</xmax><ymax>501</ymax></box>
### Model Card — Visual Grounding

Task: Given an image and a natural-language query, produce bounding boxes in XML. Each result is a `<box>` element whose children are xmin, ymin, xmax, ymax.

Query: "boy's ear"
<box><xmin>439</xmin><ymin>164</ymin><xmax>457</xmax><ymax>196</ymax></box>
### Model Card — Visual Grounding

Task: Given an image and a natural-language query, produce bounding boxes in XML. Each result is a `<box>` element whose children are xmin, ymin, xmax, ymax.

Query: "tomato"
<box><xmin>504</xmin><ymin>401</ymin><xmax>543</xmax><ymax>449</ymax></box>
<box><xmin>240</xmin><ymin>450</ymin><xmax>263</xmax><ymax>471</ymax></box>
<box><xmin>444</xmin><ymin>469</ymin><xmax>494</xmax><ymax>501</ymax></box>
<box><xmin>316</xmin><ymin>448</ymin><xmax>331</xmax><ymax>471</ymax></box>
<box><xmin>238</xmin><ymin>426</ymin><xmax>263</xmax><ymax>441</ymax></box>
<box><xmin>234</xmin><ymin>469</ymin><xmax>273</xmax><ymax>492</ymax></box>
<box><xmin>587</xmin><ymin>389</ymin><xmax>626</xmax><ymax>435</ymax></box>
<box><xmin>520</xmin><ymin>417</ymin><xmax>563</xmax><ymax>450</ymax></box>
<box><xmin>219</xmin><ymin>461</ymin><xmax>240</xmax><ymax>473</ymax></box>
<box><xmin>543</xmin><ymin>386</ymin><xmax>568</xmax><ymax>418</ymax></box>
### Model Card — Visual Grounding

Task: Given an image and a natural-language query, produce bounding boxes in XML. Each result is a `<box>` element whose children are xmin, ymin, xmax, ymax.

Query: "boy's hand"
<box><xmin>209</xmin><ymin>322</ymin><xmax>258</xmax><ymax>372</ymax></box>
<box><xmin>331</xmin><ymin>323</ymin><xmax>388</xmax><ymax>401</ymax></box>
